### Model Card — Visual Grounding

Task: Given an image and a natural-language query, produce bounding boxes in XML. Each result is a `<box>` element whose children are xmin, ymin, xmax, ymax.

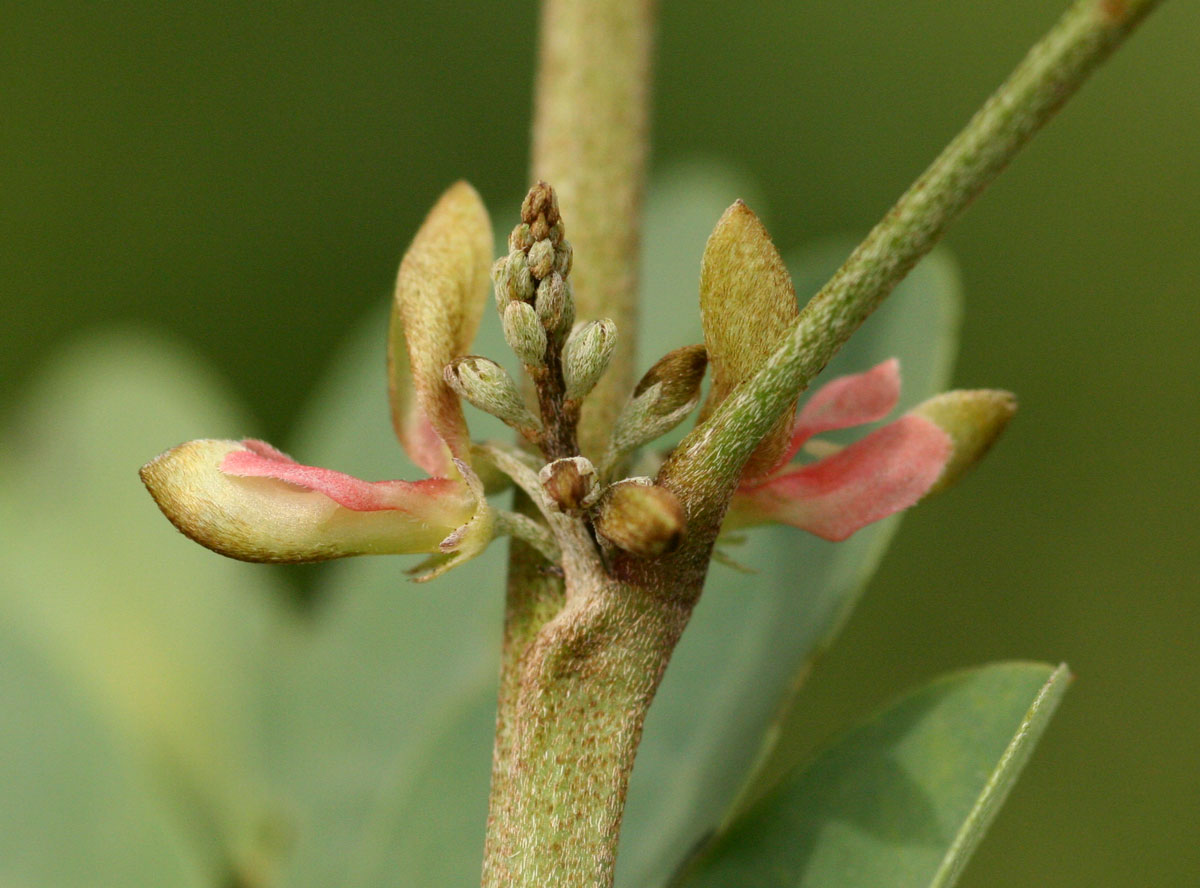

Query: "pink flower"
<box><xmin>727</xmin><ymin>359</ymin><xmax>954</xmax><ymax>542</ymax></box>
<box><xmin>141</xmin><ymin>182</ymin><xmax>497</xmax><ymax>580</ymax></box>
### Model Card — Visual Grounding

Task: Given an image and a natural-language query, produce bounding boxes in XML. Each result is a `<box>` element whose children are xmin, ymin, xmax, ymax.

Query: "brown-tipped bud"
<box><xmin>509</xmin><ymin>222</ymin><xmax>534</xmax><ymax>253</ymax></box>
<box><xmin>528</xmin><ymin>238</ymin><xmax>555</xmax><ymax>280</ymax></box>
<box><xmin>502</xmin><ymin>301</ymin><xmax>548</xmax><ymax>367</ymax></box>
<box><xmin>563</xmin><ymin>319</ymin><xmax>618</xmax><ymax>401</ymax></box>
<box><xmin>610</xmin><ymin>345</ymin><xmax>708</xmax><ymax>457</ymax></box>
<box><xmin>444</xmin><ymin>356</ymin><xmax>541</xmax><ymax>433</ymax></box>
<box><xmin>593</xmin><ymin>479</ymin><xmax>687</xmax><ymax>557</ymax></box>
<box><xmin>535</xmin><ymin>272</ymin><xmax>573</xmax><ymax>336</ymax></box>
<box><xmin>521</xmin><ymin>181</ymin><xmax>560</xmax><ymax>227</ymax></box>
<box><xmin>538</xmin><ymin>456</ymin><xmax>598</xmax><ymax>512</ymax></box>
<box><xmin>548</xmin><ymin>221</ymin><xmax>565</xmax><ymax>248</ymax></box>
<box><xmin>912</xmin><ymin>389</ymin><xmax>1018</xmax><ymax>495</ymax></box>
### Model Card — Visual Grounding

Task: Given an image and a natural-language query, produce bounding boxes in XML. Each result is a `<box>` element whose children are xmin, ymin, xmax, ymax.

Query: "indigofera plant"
<box><xmin>130</xmin><ymin>0</ymin><xmax>1162</xmax><ymax>886</ymax></box>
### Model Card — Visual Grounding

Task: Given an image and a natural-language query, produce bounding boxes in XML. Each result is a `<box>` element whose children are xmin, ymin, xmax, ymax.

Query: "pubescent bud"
<box><xmin>610</xmin><ymin>345</ymin><xmax>708</xmax><ymax>457</ymax></box>
<box><xmin>911</xmin><ymin>389</ymin><xmax>1017</xmax><ymax>495</ymax></box>
<box><xmin>593</xmin><ymin>479</ymin><xmax>686</xmax><ymax>557</ymax></box>
<box><xmin>444</xmin><ymin>356</ymin><xmax>542</xmax><ymax>433</ymax></box>
<box><xmin>508</xmin><ymin>222</ymin><xmax>534</xmax><ymax>253</ymax></box>
<box><xmin>562</xmin><ymin>319</ymin><xmax>618</xmax><ymax>401</ymax></box>
<box><xmin>535</xmin><ymin>272</ymin><xmax>574</xmax><ymax>336</ymax></box>
<box><xmin>538</xmin><ymin>456</ymin><xmax>598</xmax><ymax>512</ymax></box>
<box><xmin>502</xmin><ymin>300</ymin><xmax>548</xmax><ymax>367</ymax></box>
<box><xmin>528</xmin><ymin>239</ymin><xmax>555</xmax><ymax>280</ymax></box>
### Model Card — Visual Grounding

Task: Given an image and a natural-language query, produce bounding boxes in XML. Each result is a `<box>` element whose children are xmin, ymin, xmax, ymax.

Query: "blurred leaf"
<box><xmin>0</xmin><ymin>613</ymin><xmax>206</xmax><ymax>888</ymax></box>
<box><xmin>672</xmin><ymin>662</ymin><xmax>1069</xmax><ymax>888</ymax></box>
<box><xmin>619</xmin><ymin>219</ymin><xmax>962</xmax><ymax>885</ymax></box>
<box><xmin>0</xmin><ymin>330</ymin><xmax>290</xmax><ymax>883</ymax></box>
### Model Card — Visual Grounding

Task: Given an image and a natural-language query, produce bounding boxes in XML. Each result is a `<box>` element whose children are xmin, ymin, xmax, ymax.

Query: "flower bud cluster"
<box><xmin>492</xmin><ymin>181</ymin><xmax>577</xmax><ymax>366</ymax></box>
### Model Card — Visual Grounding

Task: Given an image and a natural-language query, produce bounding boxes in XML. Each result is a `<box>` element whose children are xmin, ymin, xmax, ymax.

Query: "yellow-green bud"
<box><xmin>535</xmin><ymin>272</ymin><xmax>573</xmax><ymax>336</ymax></box>
<box><xmin>504</xmin><ymin>250</ymin><xmax>534</xmax><ymax>303</ymax></box>
<box><xmin>912</xmin><ymin>389</ymin><xmax>1017</xmax><ymax>495</ymax></box>
<box><xmin>528</xmin><ymin>238</ymin><xmax>555</xmax><ymax>280</ymax></box>
<box><xmin>444</xmin><ymin>356</ymin><xmax>541</xmax><ymax>433</ymax></box>
<box><xmin>509</xmin><ymin>222</ymin><xmax>534</xmax><ymax>253</ymax></box>
<box><xmin>538</xmin><ymin>456</ymin><xmax>598</xmax><ymax>512</ymax></box>
<box><xmin>593</xmin><ymin>479</ymin><xmax>686</xmax><ymax>557</ymax></box>
<box><xmin>610</xmin><ymin>345</ymin><xmax>708</xmax><ymax>456</ymax></box>
<box><xmin>554</xmin><ymin>239</ymin><xmax>573</xmax><ymax>277</ymax></box>
<box><xmin>563</xmin><ymin>319</ymin><xmax>617</xmax><ymax>401</ymax></box>
<box><xmin>502</xmin><ymin>301</ymin><xmax>548</xmax><ymax>367</ymax></box>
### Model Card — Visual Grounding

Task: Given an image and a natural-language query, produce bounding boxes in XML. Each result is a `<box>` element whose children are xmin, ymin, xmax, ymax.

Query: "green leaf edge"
<box><xmin>929</xmin><ymin>661</ymin><xmax>1071</xmax><ymax>888</ymax></box>
<box><xmin>670</xmin><ymin>661</ymin><xmax>1071</xmax><ymax>888</ymax></box>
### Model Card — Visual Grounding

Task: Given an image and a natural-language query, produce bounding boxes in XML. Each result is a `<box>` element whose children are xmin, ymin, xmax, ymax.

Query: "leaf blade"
<box><xmin>674</xmin><ymin>662</ymin><xmax>1069</xmax><ymax>888</ymax></box>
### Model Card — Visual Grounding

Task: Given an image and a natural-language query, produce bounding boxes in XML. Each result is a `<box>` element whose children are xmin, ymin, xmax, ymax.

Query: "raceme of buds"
<box><xmin>539</xmin><ymin>456</ymin><xmax>599</xmax><ymax>512</ymax></box>
<box><xmin>502</xmin><ymin>300</ymin><xmax>549</xmax><ymax>367</ymax></box>
<box><xmin>592</xmin><ymin>479</ymin><xmax>687</xmax><ymax>557</ymax></box>
<box><xmin>444</xmin><ymin>356</ymin><xmax>542</xmax><ymax>434</ymax></box>
<box><xmin>562</xmin><ymin>320</ymin><xmax>618</xmax><ymax>401</ymax></box>
<box><xmin>697</xmin><ymin>200</ymin><xmax>800</xmax><ymax>480</ymax></box>
<box><xmin>609</xmin><ymin>345</ymin><xmax>708</xmax><ymax>460</ymax></box>
<box><xmin>912</xmin><ymin>389</ymin><xmax>1017</xmax><ymax>495</ymax></box>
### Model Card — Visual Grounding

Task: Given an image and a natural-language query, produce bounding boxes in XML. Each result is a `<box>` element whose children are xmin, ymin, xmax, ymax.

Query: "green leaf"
<box><xmin>0</xmin><ymin>611</ymin><xmax>206</xmax><ymax>888</ymax></box>
<box><xmin>672</xmin><ymin>662</ymin><xmax>1070</xmax><ymax>888</ymax></box>
<box><xmin>0</xmin><ymin>330</ymin><xmax>290</xmax><ymax>883</ymax></box>
<box><xmin>618</xmin><ymin>220</ymin><xmax>962</xmax><ymax>884</ymax></box>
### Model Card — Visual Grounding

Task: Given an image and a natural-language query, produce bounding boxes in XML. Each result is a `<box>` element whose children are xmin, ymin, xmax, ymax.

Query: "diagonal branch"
<box><xmin>660</xmin><ymin>0</ymin><xmax>1163</xmax><ymax>527</ymax></box>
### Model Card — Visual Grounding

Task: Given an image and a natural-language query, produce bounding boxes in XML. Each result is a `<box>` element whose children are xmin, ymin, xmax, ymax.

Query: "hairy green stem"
<box><xmin>662</xmin><ymin>0</ymin><xmax>1163</xmax><ymax>525</ymax></box>
<box><xmin>486</xmin><ymin>3</ymin><xmax>657</xmax><ymax>886</ymax></box>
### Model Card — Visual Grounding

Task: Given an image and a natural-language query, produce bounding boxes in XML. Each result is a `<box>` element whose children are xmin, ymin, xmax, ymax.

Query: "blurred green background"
<box><xmin>2</xmin><ymin>1</ymin><xmax>1197</xmax><ymax>885</ymax></box>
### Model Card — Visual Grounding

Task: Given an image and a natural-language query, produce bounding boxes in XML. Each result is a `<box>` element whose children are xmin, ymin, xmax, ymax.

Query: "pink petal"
<box><xmin>734</xmin><ymin>414</ymin><xmax>951</xmax><ymax>541</ymax></box>
<box><xmin>783</xmin><ymin>358</ymin><xmax>901</xmax><ymax>463</ymax></box>
<box><xmin>221</xmin><ymin>439</ymin><xmax>459</xmax><ymax>512</ymax></box>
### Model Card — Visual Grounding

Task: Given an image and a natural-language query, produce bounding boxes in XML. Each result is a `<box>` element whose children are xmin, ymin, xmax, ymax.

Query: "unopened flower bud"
<box><xmin>445</xmin><ymin>356</ymin><xmax>541</xmax><ymax>433</ymax></box>
<box><xmin>562</xmin><ymin>319</ymin><xmax>617</xmax><ymax>401</ymax></box>
<box><xmin>535</xmin><ymin>272</ymin><xmax>573</xmax><ymax>336</ymax></box>
<box><xmin>548</xmin><ymin>221</ymin><xmax>565</xmax><ymax>248</ymax></box>
<box><xmin>505</xmin><ymin>250</ymin><xmax>534</xmax><ymax>303</ymax></box>
<box><xmin>528</xmin><ymin>238</ymin><xmax>555</xmax><ymax>280</ymax></box>
<box><xmin>502</xmin><ymin>300</ymin><xmax>548</xmax><ymax>367</ymax></box>
<box><xmin>610</xmin><ymin>345</ymin><xmax>708</xmax><ymax>457</ymax></box>
<box><xmin>538</xmin><ymin>456</ymin><xmax>598</xmax><ymax>512</ymax></box>
<box><xmin>554</xmin><ymin>239</ymin><xmax>573</xmax><ymax>277</ymax></box>
<box><xmin>911</xmin><ymin>389</ymin><xmax>1017</xmax><ymax>495</ymax></box>
<box><xmin>521</xmin><ymin>181</ymin><xmax>560</xmax><ymax>226</ymax></box>
<box><xmin>509</xmin><ymin>222</ymin><xmax>534</xmax><ymax>253</ymax></box>
<box><xmin>593</xmin><ymin>479</ymin><xmax>686</xmax><ymax>557</ymax></box>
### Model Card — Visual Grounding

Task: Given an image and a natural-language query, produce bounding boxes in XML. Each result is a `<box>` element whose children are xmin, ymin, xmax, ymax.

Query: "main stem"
<box><xmin>485</xmin><ymin>2</ymin><xmax>656</xmax><ymax>887</ymax></box>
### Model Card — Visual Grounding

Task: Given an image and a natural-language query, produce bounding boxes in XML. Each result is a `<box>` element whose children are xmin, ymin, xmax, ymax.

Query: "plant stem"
<box><xmin>487</xmin><ymin>3</ymin><xmax>657</xmax><ymax>885</ymax></box>
<box><xmin>531</xmin><ymin>0</ymin><xmax>656</xmax><ymax>459</ymax></box>
<box><xmin>662</xmin><ymin>0</ymin><xmax>1163</xmax><ymax>524</ymax></box>
<box><xmin>484</xmin><ymin>1</ymin><xmax>1163</xmax><ymax>886</ymax></box>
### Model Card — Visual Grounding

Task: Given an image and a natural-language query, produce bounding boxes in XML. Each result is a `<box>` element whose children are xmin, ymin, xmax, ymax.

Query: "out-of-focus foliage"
<box><xmin>2</xmin><ymin>2</ymin><xmax>1198</xmax><ymax>885</ymax></box>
